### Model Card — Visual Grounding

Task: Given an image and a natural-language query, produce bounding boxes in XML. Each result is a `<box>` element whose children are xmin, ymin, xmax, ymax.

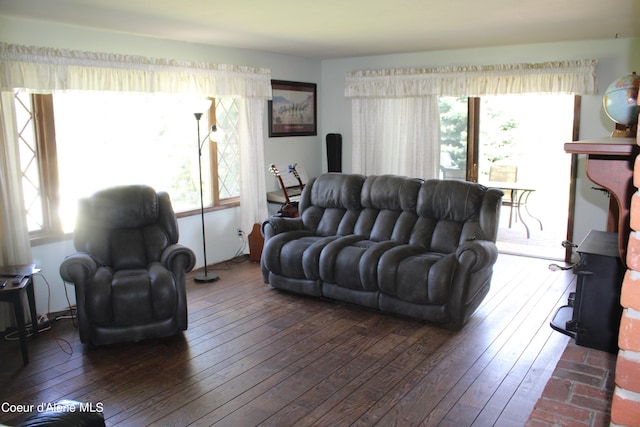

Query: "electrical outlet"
<box><xmin>237</xmin><ymin>228</ymin><xmax>242</xmax><ymax>237</ymax></box>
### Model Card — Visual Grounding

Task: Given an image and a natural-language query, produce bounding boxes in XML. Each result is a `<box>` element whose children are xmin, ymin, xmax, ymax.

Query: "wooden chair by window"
<box><xmin>489</xmin><ymin>164</ymin><xmax>518</xmax><ymax>227</ymax></box>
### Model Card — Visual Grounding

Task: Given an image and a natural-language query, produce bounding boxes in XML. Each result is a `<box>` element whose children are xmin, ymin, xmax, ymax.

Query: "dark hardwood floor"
<box><xmin>0</xmin><ymin>253</ymin><xmax>573</xmax><ymax>426</ymax></box>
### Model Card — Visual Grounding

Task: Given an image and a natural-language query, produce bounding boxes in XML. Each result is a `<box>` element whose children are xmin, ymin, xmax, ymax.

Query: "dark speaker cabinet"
<box><xmin>326</xmin><ymin>133</ymin><xmax>342</xmax><ymax>172</ymax></box>
<box><xmin>551</xmin><ymin>230</ymin><xmax>624</xmax><ymax>353</ymax></box>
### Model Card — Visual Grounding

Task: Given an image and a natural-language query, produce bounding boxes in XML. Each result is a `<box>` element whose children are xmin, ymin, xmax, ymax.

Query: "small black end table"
<box><xmin>0</xmin><ymin>268</ymin><xmax>38</xmax><ymax>364</ymax></box>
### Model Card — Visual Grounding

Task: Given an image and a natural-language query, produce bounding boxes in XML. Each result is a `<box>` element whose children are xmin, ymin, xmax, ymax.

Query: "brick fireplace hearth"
<box><xmin>527</xmin><ymin>341</ymin><xmax>616</xmax><ymax>426</ymax></box>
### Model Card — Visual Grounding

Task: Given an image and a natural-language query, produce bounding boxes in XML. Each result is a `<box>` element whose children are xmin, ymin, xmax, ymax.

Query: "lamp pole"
<box><xmin>194</xmin><ymin>112</ymin><xmax>219</xmax><ymax>283</ymax></box>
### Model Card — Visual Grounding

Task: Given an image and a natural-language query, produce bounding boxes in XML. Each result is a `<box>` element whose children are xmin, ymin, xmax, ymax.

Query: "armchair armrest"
<box><xmin>161</xmin><ymin>244</ymin><xmax>196</xmax><ymax>273</ymax></box>
<box><xmin>59</xmin><ymin>253</ymin><xmax>98</xmax><ymax>343</ymax></box>
<box><xmin>59</xmin><ymin>253</ymin><xmax>98</xmax><ymax>285</ymax></box>
<box><xmin>261</xmin><ymin>217</ymin><xmax>305</xmax><ymax>240</ymax></box>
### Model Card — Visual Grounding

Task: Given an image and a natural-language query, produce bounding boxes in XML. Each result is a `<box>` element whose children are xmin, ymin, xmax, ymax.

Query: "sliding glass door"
<box><xmin>439</xmin><ymin>94</ymin><xmax>578</xmax><ymax>261</ymax></box>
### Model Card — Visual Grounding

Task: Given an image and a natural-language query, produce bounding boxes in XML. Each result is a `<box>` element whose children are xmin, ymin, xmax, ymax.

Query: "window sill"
<box><xmin>176</xmin><ymin>200</ymin><xmax>240</xmax><ymax>219</ymax></box>
<box><xmin>30</xmin><ymin>201</ymin><xmax>241</xmax><ymax>246</ymax></box>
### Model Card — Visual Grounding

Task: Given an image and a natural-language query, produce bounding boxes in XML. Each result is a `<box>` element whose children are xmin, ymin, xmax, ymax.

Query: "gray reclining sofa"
<box><xmin>261</xmin><ymin>173</ymin><xmax>503</xmax><ymax>329</ymax></box>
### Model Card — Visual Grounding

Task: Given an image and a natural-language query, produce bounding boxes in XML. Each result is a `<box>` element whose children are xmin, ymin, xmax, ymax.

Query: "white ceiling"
<box><xmin>0</xmin><ymin>0</ymin><xmax>638</xmax><ymax>59</ymax></box>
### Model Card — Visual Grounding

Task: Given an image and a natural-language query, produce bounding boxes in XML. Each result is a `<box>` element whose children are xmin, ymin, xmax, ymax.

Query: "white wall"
<box><xmin>319</xmin><ymin>37</ymin><xmax>640</xmax><ymax>249</ymax></box>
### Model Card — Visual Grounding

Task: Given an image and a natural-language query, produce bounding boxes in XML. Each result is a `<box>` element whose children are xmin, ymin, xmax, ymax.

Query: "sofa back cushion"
<box><xmin>300</xmin><ymin>173</ymin><xmax>366</xmax><ymax>236</ymax></box>
<box><xmin>297</xmin><ymin>174</ymin><xmax>501</xmax><ymax>252</ymax></box>
<box><xmin>355</xmin><ymin>175</ymin><xmax>422</xmax><ymax>242</ymax></box>
<box><xmin>411</xmin><ymin>179</ymin><xmax>495</xmax><ymax>253</ymax></box>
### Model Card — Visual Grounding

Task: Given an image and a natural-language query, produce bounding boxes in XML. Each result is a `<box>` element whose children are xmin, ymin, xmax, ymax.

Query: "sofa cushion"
<box><xmin>319</xmin><ymin>175</ymin><xmax>422</xmax><ymax>291</ymax></box>
<box><xmin>361</xmin><ymin>175</ymin><xmax>422</xmax><ymax>211</ymax></box>
<box><xmin>355</xmin><ymin>175</ymin><xmax>422</xmax><ymax>242</ymax></box>
<box><xmin>418</xmin><ymin>180</ymin><xmax>485</xmax><ymax>222</ymax></box>
<box><xmin>378</xmin><ymin>249</ymin><xmax>454</xmax><ymax>305</ymax></box>
<box><xmin>309</xmin><ymin>173</ymin><xmax>366</xmax><ymax>210</ymax></box>
<box><xmin>320</xmin><ymin>239</ymin><xmax>403</xmax><ymax>291</ymax></box>
<box><xmin>299</xmin><ymin>174</ymin><xmax>365</xmax><ymax>236</ymax></box>
<box><xmin>262</xmin><ymin>231</ymin><xmax>340</xmax><ymax>280</ymax></box>
<box><xmin>411</xmin><ymin>179</ymin><xmax>490</xmax><ymax>253</ymax></box>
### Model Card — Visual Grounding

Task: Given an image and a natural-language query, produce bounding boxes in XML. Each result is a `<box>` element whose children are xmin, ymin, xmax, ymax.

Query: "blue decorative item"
<box><xmin>603</xmin><ymin>72</ymin><xmax>639</xmax><ymax>137</ymax></box>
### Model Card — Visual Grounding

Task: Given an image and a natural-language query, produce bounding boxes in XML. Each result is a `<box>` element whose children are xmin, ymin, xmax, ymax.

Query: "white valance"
<box><xmin>345</xmin><ymin>59</ymin><xmax>598</xmax><ymax>98</ymax></box>
<box><xmin>0</xmin><ymin>42</ymin><xmax>272</xmax><ymax>99</ymax></box>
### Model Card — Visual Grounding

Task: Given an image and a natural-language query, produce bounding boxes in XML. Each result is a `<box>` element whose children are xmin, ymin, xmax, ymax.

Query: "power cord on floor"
<box><xmin>548</xmin><ymin>263</ymin><xmax>574</xmax><ymax>271</ymax></box>
<box><xmin>3</xmin><ymin>272</ymin><xmax>74</xmax><ymax>357</ymax></box>
<box><xmin>34</xmin><ymin>272</ymin><xmax>73</xmax><ymax>355</ymax></box>
<box><xmin>233</xmin><ymin>229</ymin><xmax>248</xmax><ymax>260</ymax></box>
<box><xmin>61</xmin><ymin>277</ymin><xmax>78</xmax><ymax>329</ymax></box>
<box><xmin>3</xmin><ymin>313</ymin><xmax>52</xmax><ymax>339</ymax></box>
<box><xmin>206</xmin><ymin>230</ymin><xmax>250</xmax><ymax>272</ymax></box>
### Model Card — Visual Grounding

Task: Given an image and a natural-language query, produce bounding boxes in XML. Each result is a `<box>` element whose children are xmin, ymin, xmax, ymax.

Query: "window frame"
<box><xmin>26</xmin><ymin>93</ymin><xmax>239</xmax><ymax>245</ymax></box>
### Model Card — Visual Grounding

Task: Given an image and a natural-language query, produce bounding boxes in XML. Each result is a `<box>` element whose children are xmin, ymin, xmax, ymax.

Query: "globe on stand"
<box><xmin>603</xmin><ymin>72</ymin><xmax>639</xmax><ymax>137</ymax></box>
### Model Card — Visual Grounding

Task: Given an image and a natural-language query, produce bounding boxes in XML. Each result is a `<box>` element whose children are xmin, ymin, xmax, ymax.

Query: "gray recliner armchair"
<box><xmin>59</xmin><ymin>185</ymin><xmax>196</xmax><ymax>346</ymax></box>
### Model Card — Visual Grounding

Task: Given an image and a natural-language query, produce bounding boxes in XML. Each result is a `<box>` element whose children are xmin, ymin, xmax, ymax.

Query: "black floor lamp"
<box><xmin>194</xmin><ymin>111</ymin><xmax>222</xmax><ymax>283</ymax></box>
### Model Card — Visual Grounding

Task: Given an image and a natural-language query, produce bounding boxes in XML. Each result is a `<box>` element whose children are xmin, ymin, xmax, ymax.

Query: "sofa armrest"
<box><xmin>59</xmin><ymin>253</ymin><xmax>98</xmax><ymax>285</ymax></box>
<box><xmin>455</xmin><ymin>239</ymin><xmax>499</xmax><ymax>273</ymax></box>
<box><xmin>161</xmin><ymin>243</ymin><xmax>196</xmax><ymax>273</ymax></box>
<box><xmin>444</xmin><ymin>239</ymin><xmax>499</xmax><ymax>328</ymax></box>
<box><xmin>261</xmin><ymin>217</ymin><xmax>305</xmax><ymax>240</ymax></box>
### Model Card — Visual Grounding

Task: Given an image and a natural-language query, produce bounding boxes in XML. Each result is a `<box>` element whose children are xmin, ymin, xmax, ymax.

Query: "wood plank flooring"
<box><xmin>0</xmin><ymin>253</ymin><xmax>573</xmax><ymax>426</ymax></box>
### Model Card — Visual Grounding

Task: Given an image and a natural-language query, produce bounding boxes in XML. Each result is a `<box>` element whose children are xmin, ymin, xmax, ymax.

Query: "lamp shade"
<box><xmin>208</xmin><ymin>125</ymin><xmax>225</xmax><ymax>141</ymax></box>
<box><xmin>192</xmin><ymin>98</ymin><xmax>213</xmax><ymax>115</ymax></box>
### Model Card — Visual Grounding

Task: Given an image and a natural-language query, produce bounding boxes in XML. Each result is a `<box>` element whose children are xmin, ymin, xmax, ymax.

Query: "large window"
<box><xmin>14</xmin><ymin>91</ymin><xmax>240</xmax><ymax>240</ymax></box>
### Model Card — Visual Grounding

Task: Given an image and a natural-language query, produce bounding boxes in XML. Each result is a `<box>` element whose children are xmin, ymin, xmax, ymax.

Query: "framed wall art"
<box><xmin>268</xmin><ymin>80</ymin><xmax>317</xmax><ymax>137</ymax></box>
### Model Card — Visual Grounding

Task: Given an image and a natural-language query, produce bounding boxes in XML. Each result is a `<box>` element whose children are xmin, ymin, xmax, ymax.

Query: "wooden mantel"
<box><xmin>564</xmin><ymin>137</ymin><xmax>638</xmax><ymax>263</ymax></box>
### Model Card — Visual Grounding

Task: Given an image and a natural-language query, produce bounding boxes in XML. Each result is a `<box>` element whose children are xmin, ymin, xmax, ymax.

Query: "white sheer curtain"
<box><xmin>0</xmin><ymin>92</ymin><xmax>32</xmax><ymax>264</ymax></box>
<box><xmin>346</xmin><ymin>59</ymin><xmax>598</xmax><ymax>177</ymax></box>
<box><xmin>238</xmin><ymin>98</ymin><xmax>269</xmax><ymax>235</ymax></box>
<box><xmin>0</xmin><ymin>91</ymin><xmax>34</xmax><ymax>331</ymax></box>
<box><xmin>0</xmin><ymin>42</ymin><xmax>272</xmax><ymax>262</ymax></box>
<box><xmin>352</xmin><ymin>97</ymin><xmax>440</xmax><ymax>178</ymax></box>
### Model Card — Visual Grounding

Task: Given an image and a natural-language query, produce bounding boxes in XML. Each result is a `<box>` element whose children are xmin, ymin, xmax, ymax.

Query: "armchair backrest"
<box><xmin>73</xmin><ymin>185</ymin><xmax>179</xmax><ymax>269</ymax></box>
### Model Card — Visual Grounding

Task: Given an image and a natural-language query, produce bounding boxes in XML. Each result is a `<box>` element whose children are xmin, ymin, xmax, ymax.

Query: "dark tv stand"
<box><xmin>550</xmin><ymin>230</ymin><xmax>624</xmax><ymax>354</ymax></box>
